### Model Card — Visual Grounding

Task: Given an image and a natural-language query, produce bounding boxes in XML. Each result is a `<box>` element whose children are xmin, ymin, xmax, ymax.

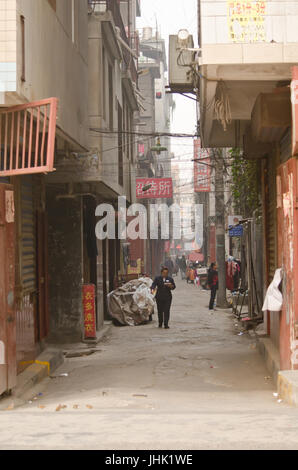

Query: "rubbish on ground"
<box><xmin>28</xmin><ymin>401</ymin><xmax>33</xmax><ymax>404</ymax></box>
<box><xmin>55</xmin><ymin>404</ymin><xmax>67</xmax><ymax>412</ymax></box>
<box><xmin>86</xmin><ymin>404</ymin><xmax>93</xmax><ymax>409</ymax></box>
<box><xmin>264</xmin><ymin>376</ymin><xmax>271</xmax><ymax>380</ymax></box>
<box><xmin>50</xmin><ymin>373</ymin><xmax>69</xmax><ymax>379</ymax></box>
<box><xmin>38</xmin><ymin>393</ymin><xmax>43</xmax><ymax>396</ymax></box>
<box><xmin>107</xmin><ymin>277</ymin><xmax>155</xmax><ymax>326</ymax></box>
<box><xmin>5</xmin><ymin>403</ymin><xmax>14</xmax><ymax>411</ymax></box>
<box><xmin>38</xmin><ymin>405</ymin><xmax>46</xmax><ymax>409</ymax></box>
<box><xmin>102</xmin><ymin>391</ymin><xmax>108</xmax><ymax>396</ymax></box>
<box><xmin>273</xmin><ymin>392</ymin><xmax>278</xmax><ymax>397</ymax></box>
<box><xmin>73</xmin><ymin>404</ymin><xmax>79</xmax><ymax>409</ymax></box>
<box><xmin>238</xmin><ymin>332</ymin><xmax>244</xmax><ymax>336</ymax></box>
<box><xmin>277</xmin><ymin>399</ymin><xmax>283</xmax><ymax>403</ymax></box>
<box><xmin>33</xmin><ymin>397</ymin><xmax>38</xmax><ymax>400</ymax></box>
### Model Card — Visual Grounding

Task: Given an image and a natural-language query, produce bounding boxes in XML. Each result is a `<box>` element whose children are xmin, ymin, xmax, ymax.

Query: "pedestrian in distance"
<box><xmin>151</xmin><ymin>267</ymin><xmax>176</xmax><ymax>329</ymax></box>
<box><xmin>180</xmin><ymin>254</ymin><xmax>187</xmax><ymax>280</ymax></box>
<box><xmin>164</xmin><ymin>256</ymin><xmax>174</xmax><ymax>277</ymax></box>
<box><xmin>208</xmin><ymin>262</ymin><xmax>218</xmax><ymax>311</ymax></box>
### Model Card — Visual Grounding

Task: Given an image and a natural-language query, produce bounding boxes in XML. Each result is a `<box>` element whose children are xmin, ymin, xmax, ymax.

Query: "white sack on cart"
<box><xmin>107</xmin><ymin>277</ymin><xmax>155</xmax><ymax>326</ymax></box>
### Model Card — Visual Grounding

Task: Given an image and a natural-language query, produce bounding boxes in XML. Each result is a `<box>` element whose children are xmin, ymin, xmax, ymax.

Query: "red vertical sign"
<box><xmin>83</xmin><ymin>284</ymin><xmax>96</xmax><ymax>339</ymax></box>
<box><xmin>194</xmin><ymin>138</ymin><xmax>211</xmax><ymax>192</ymax></box>
<box><xmin>291</xmin><ymin>66</ymin><xmax>298</xmax><ymax>156</ymax></box>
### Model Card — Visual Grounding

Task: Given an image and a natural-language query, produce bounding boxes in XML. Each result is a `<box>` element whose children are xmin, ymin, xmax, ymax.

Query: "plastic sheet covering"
<box><xmin>262</xmin><ymin>268</ymin><xmax>283</xmax><ymax>312</ymax></box>
<box><xmin>107</xmin><ymin>277</ymin><xmax>155</xmax><ymax>326</ymax></box>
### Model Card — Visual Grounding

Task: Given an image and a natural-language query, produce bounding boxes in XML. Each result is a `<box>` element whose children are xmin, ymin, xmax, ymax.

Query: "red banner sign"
<box><xmin>194</xmin><ymin>139</ymin><xmax>211</xmax><ymax>192</ymax></box>
<box><xmin>83</xmin><ymin>284</ymin><xmax>96</xmax><ymax>339</ymax></box>
<box><xmin>292</xmin><ymin>66</ymin><xmax>298</xmax><ymax>156</ymax></box>
<box><xmin>136</xmin><ymin>178</ymin><xmax>173</xmax><ymax>199</ymax></box>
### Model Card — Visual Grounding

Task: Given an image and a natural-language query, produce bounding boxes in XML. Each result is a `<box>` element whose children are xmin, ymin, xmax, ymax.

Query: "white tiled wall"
<box><xmin>0</xmin><ymin>0</ymin><xmax>16</xmax><ymax>92</ymax></box>
<box><xmin>200</xmin><ymin>0</ymin><xmax>298</xmax><ymax>45</ymax></box>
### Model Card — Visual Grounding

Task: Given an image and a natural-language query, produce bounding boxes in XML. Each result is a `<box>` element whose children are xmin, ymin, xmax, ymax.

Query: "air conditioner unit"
<box><xmin>169</xmin><ymin>34</ymin><xmax>194</xmax><ymax>93</ymax></box>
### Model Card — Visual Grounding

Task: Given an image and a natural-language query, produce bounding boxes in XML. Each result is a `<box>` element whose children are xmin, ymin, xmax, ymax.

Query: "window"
<box><xmin>71</xmin><ymin>0</ymin><xmax>78</xmax><ymax>45</ymax></box>
<box><xmin>108</xmin><ymin>64</ymin><xmax>113</xmax><ymax>131</ymax></box>
<box><xmin>102</xmin><ymin>47</ymin><xmax>106</xmax><ymax>120</ymax></box>
<box><xmin>20</xmin><ymin>16</ymin><xmax>25</xmax><ymax>82</ymax></box>
<box><xmin>118</xmin><ymin>102</ymin><xmax>123</xmax><ymax>187</ymax></box>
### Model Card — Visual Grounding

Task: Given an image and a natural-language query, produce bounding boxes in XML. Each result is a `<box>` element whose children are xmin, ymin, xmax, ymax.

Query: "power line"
<box><xmin>90</xmin><ymin>128</ymin><xmax>198</xmax><ymax>138</ymax></box>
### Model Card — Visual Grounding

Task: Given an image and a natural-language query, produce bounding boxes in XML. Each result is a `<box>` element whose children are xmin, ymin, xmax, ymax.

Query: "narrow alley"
<box><xmin>1</xmin><ymin>279</ymin><xmax>298</xmax><ymax>450</ymax></box>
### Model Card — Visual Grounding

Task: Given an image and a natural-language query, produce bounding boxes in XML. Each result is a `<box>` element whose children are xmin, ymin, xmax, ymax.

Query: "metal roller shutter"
<box><xmin>265</xmin><ymin>158</ymin><xmax>277</xmax><ymax>283</ymax></box>
<box><xmin>19</xmin><ymin>176</ymin><xmax>36</xmax><ymax>293</ymax></box>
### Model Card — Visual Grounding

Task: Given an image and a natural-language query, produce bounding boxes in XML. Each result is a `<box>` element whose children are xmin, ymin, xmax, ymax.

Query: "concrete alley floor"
<box><xmin>1</xmin><ymin>278</ymin><xmax>298</xmax><ymax>450</ymax></box>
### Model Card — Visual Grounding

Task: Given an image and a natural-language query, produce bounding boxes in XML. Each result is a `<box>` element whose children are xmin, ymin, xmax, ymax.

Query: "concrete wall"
<box><xmin>0</xmin><ymin>0</ymin><xmax>17</xmax><ymax>93</ymax></box>
<box><xmin>47</xmin><ymin>187</ymin><xmax>83</xmax><ymax>343</ymax></box>
<box><xmin>88</xmin><ymin>14</ymin><xmax>134</xmax><ymax>200</ymax></box>
<box><xmin>0</xmin><ymin>0</ymin><xmax>89</xmax><ymax>150</ymax></box>
<box><xmin>200</xmin><ymin>0</ymin><xmax>298</xmax><ymax>45</ymax></box>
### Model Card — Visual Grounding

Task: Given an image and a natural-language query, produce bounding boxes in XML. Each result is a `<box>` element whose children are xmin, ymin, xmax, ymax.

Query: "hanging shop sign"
<box><xmin>136</xmin><ymin>178</ymin><xmax>173</xmax><ymax>199</ymax></box>
<box><xmin>227</xmin><ymin>1</ymin><xmax>267</xmax><ymax>43</ymax></box>
<box><xmin>291</xmin><ymin>66</ymin><xmax>298</xmax><ymax>156</ymax></box>
<box><xmin>5</xmin><ymin>191</ymin><xmax>14</xmax><ymax>223</ymax></box>
<box><xmin>194</xmin><ymin>138</ymin><xmax>211</xmax><ymax>193</ymax></box>
<box><xmin>228</xmin><ymin>215</ymin><xmax>243</xmax><ymax>237</ymax></box>
<box><xmin>83</xmin><ymin>284</ymin><xmax>96</xmax><ymax>339</ymax></box>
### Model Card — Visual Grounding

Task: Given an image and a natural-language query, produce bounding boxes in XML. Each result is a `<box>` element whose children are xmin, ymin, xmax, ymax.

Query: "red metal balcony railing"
<box><xmin>0</xmin><ymin>98</ymin><xmax>58</xmax><ymax>176</ymax></box>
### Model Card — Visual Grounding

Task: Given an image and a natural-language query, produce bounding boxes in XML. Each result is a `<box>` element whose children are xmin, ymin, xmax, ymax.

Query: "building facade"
<box><xmin>197</xmin><ymin>0</ymin><xmax>298</xmax><ymax>372</ymax></box>
<box><xmin>0</xmin><ymin>0</ymin><xmax>141</xmax><ymax>394</ymax></box>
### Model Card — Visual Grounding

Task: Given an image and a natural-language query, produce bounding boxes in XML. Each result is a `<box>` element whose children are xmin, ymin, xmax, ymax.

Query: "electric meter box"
<box><xmin>169</xmin><ymin>34</ymin><xmax>194</xmax><ymax>93</ymax></box>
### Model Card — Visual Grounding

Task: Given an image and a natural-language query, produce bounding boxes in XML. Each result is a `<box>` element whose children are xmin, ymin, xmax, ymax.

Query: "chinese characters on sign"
<box><xmin>83</xmin><ymin>284</ymin><xmax>96</xmax><ymax>339</ymax></box>
<box><xmin>5</xmin><ymin>191</ymin><xmax>14</xmax><ymax>223</ymax></box>
<box><xmin>136</xmin><ymin>178</ymin><xmax>173</xmax><ymax>199</ymax></box>
<box><xmin>228</xmin><ymin>215</ymin><xmax>243</xmax><ymax>237</ymax></box>
<box><xmin>194</xmin><ymin>139</ymin><xmax>211</xmax><ymax>193</ymax></box>
<box><xmin>227</xmin><ymin>1</ymin><xmax>267</xmax><ymax>43</ymax></box>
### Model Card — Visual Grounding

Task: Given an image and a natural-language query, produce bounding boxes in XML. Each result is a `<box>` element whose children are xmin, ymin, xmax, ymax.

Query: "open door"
<box><xmin>0</xmin><ymin>184</ymin><xmax>16</xmax><ymax>395</ymax></box>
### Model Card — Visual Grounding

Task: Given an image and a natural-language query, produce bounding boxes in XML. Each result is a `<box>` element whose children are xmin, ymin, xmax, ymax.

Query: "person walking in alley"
<box><xmin>151</xmin><ymin>267</ymin><xmax>176</xmax><ymax>329</ymax></box>
<box><xmin>208</xmin><ymin>262</ymin><xmax>218</xmax><ymax>311</ymax></box>
<box><xmin>179</xmin><ymin>254</ymin><xmax>187</xmax><ymax>280</ymax></box>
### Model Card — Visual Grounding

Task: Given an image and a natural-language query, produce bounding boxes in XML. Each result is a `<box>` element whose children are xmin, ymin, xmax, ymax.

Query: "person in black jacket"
<box><xmin>208</xmin><ymin>262</ymin><xmax>218</xmax><ymax>310</ymax></box>
<box><xmin>151</xmin><ymin>267</ymin><xmax>176</xmax><ymax>329</ymax></box>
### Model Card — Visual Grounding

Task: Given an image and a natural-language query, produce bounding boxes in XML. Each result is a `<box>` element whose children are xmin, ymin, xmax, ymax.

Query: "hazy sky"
<box><xmin>137</xmin><ymin>0</ymin><xmax>198</xmax><ymax>193</ymax></box>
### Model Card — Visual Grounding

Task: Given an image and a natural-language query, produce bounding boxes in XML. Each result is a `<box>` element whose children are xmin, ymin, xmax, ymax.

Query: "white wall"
<box><xmin>0</xmin><ymin>0</ymin><xmax>89</xmax><ymax>150</ymax></box>
<box><xmin>200</xmin><ymin>0</ymin><xmax>298</xmax><ymax>45</ymax></box>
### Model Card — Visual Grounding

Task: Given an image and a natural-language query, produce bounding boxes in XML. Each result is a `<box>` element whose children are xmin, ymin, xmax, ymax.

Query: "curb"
<box><xmin>13</xmin><ymin>349</ymin><xmax>64</xmax><ymax>399</ymax></box>
<box><xmin>0</xmin><ymin>323</ymin><xmax>113</xmax><ymax>407</ymax></box>
<box><xmin>278</xmin><ymin>370</ymin><xmax>298</xmax><ymax>406</ymax></box>
<box><xmin>82</xmin><ymin>322</ymin><xmax>113</xmax><ymax>345</ymax></box>
<box><xmin>256</xmin><ymin>335</ymin><xmax>280</xmax><ymax>385</ymax></box>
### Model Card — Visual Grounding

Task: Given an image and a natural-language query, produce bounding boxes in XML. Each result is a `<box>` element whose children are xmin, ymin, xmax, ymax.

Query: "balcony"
<box><xmin>88</xmin><ymin>0</ymin><xmax>138</xmax><ymax>83</ymax></box>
